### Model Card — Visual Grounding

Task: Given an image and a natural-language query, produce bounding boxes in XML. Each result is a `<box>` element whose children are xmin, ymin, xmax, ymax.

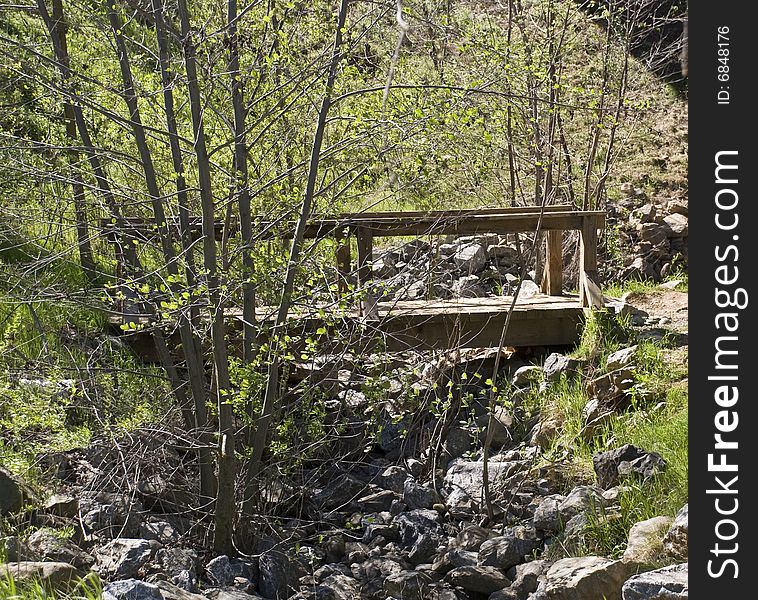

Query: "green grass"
<box><xmin>0</xmin><ymin>572</ymin><xmax>102</xmax><ymax>600</ymax></box>
<box><xmin>535</xmin><ymin>305</ymin><xmax>688</xmax><ymax>559</ymax></box>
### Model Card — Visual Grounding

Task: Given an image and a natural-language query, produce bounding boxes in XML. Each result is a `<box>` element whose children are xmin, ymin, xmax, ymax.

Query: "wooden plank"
<box><xmin>255</xmin><ymin>211</ymin><xmax>605</xmax><ymax>240</ymax></box>
<box><xmin>541</xmin><ymin>230</ymin><xmax>563</xmax><ymax>296</ymax></box>
<box><xmin>579</xmin><ymin>215</ymin><xmax>603</xmax><ymax>308</ymax></box>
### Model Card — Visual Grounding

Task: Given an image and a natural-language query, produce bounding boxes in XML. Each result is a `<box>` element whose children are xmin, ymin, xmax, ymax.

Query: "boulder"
<box><xmin>43</xmin><ymin>494</ymin><xmax>79</xmax><ymax>518</ymax></box>
<box><xmin>383</xmin><ymin>570</ymin><xmax>432</xmax><ymax>600</ymax></box>
<box><xmin>662</xmin><ymin>504</ymin><xmax>688</xmax><ymax>560</ymax></box>
<box><xmin>393</xmin><ymin>509</ymin><xmax>443</xmax><ymax>548</ymax></box>
<box><xmin>153</xmin><ymin>581</ymin><xmax>208</xmax><ymax>600</ymax></box>
<box><xmin>258</xmin><ymin>548</ymin><xmax>291</xmax><ymax>600</ymax></box>
<box><xmin>444</xmin><ymin>565</ymin><xmax>511</xmax><ymax>595</ymax></box>
<box><xmin>103</xmin><ymin>579</ymin><xmax>162</xmax><ymax>600</ymax></box>
<box><xmin>532</xmin><ymin>556</ymin><xmax>631</xmax><ymax>600</ymax></box>
<box><xmin>442</xmin><ymin>427</ymin><xmax>475</xmax><ymax>460</ymax></box>
<box><xmin>442</xmin><ymin>460</ymin><xmax>512</xmax><ymax>511</ymax></box>
<box><xmin>453</xmin><ymin>244</ymin><xmax>487</xmax><ymax>274</ymax></box>
<box><xmin>431</xmin><ymin>549</ymin><xmax>478</xmax><ymax>574</ymax></box>
<box><xmin>355</xmin><ymin>489</ymin><xmax>396</xmax><ymax>513</ymax></box>
<box><xmin>314</xmin><ymin>573</ymin><xmax>360</xmax><ymax>600</ymax></box>
<box><xmin>452</xmin><ymin>524</ymin><xmax>495</xmax><ymax>551</ymax></box>
<box><xmin>0</xmin><ymin>562</ymin><xmax>81</xmax><ymax>591</ymax></box>
<box><xmin>663</xmin><ymin>214</ymin><xmax>688</xmax><ymax>237</ymax></box>
<box><xmin>477</xmin><ymin>527</ymin><xmax>540</xmax><ymax>571</ymax></box>
<box><xmin>377</xmin><ymin>465</ymin><xmax>409</xmax><ymax>493</ymax></box>
<box><xmin>517</xmin><ymin>279</ymin><xmax>541</xmax><ymax>298</ymax></box>
<box><xmin>25</xmin><ymin>528</ymin><xmax>94</xmax><ymax>568</ymax></box>
<box><xmin>206</xmin><ymin>555</ymin><xmax>236</xmax><ymax>586</ymax></box>
<box><xmin>558</xmin><ymin>486</ymin><xmax>606</xmax><ymax>523</ymax></box>
<box><xmin>0</xmin><ymin>468</ymin><xmax>31</xmax><ymax>515</ymax></box>
<box><xmin>606</xmin><ymin>346</ymin><xmax>638</xmax><ymax>371</ymax></box>
<box><xmin>533</xmin><ymin>495</ymin><xmax>565</xmax><ymax>534</ymax></box>
<box><xmin>592</xmin><ymin>445</ymin><xmax>667</xmax><ymax>489</ymax></box>
<box><xmin>622</xmin><ymin>516</ymin><xmax>673</xmax><ymax>566</ymax></box>
<box><xmin>95</xmin><ymin>538</ymin><xmax>155</xmax><ymax>579</ymax></box>
<box><xmin>403</xmin><ymin>479</ymin><xmax>443</xmax><ymax>510</ymax></box>
<box><xmin>452</xmin><ymin>275</ymin><xmax>486</xmax><ymax>297</ymax></box>
<box><xmin>512</xmin><ymin>366</ymin><xmax>543</xmax><ymax>387</ymax></box>
<box><xmin>543</xmin><ymin>354</ymin><xmax>582</xmax><ymax>383</ymax></box>
<box><xmin>621</xmin><ymin>563</ymin><xmax>688</xmax><ymax>600</ymax></box>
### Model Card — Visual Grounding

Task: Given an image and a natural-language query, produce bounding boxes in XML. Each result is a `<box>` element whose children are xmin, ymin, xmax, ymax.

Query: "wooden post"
<box><xmin>356</xmin><ymin>226</ymin><xmax>378</xmax><ymax>319</ymax></box>
<box><xmin>579</xmin><ymin>215</ymin><xmax>603</xmax><ymax>308</ymax></box>
<box><xmin>335</xmin><ymin>228</ymin><xmax>351</xmax><ymax>298</ymax></box>
<box><xmin>541</xmin><ymin>230</ymin><xmax>563</xmax><ymax>296</ymax></box>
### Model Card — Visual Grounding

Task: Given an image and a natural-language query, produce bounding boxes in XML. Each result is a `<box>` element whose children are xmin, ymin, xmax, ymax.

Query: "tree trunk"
<box><xmin>244</xmin><ymin>0</ymin><xmax>350</xmax><ymax>513</ymax></box>
<box><xmin>176</xmin><ymin>0</ymin><xmax>237</xmax><ymax>555</ymax></box>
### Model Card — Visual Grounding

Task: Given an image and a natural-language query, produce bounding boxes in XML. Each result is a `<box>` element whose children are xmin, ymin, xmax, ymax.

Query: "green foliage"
<box><xmin>0</xmin><ymin>571</ymin><xmax>102</xmax><ymax>600</ymax></box>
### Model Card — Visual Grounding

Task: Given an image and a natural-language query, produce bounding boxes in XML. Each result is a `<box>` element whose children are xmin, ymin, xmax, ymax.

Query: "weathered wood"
<box><xmin>579</xmin><ymin>215</ymin><xmax>603</xmax><ymax>308</ymax></box>
<box><xmin>112</xmin><ymin>293</ymin><xmax>585</xmax><ymax>360</ymax></box>
<box><xmin>541</xmin><ymin>230</ymin><xmax>563</xmax><ymax>296</ymax></box>
<box><xmin>356</xmin><ymin>227</ymin><xmax>377</xmax><ymax>319</ymax></box>
<box><xmin>256</xmin><ymin>210</ymin><xmax>606</xmax><ymax>240</ymax></box>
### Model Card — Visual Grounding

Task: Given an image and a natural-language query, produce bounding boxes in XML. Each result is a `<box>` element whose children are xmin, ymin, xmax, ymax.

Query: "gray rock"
<box><xmin>258</xmin><ymin>548</ymin><xmax>291</xmax><ymax>599</ymax></box>
<box><xmin>313</xmin><ymin>573</ymin><xmax>360</xmax><ymax>600</ymax></box>
<box><xmin>43</xmin><ymin>494</ymin><xmax>78</xmax><ymax>518</ymax></box>
<box><xmin>512</xmin><ymin>366</ymin><xmax>543</xmax><ymax>387</ymax></box>
<box><xmin>102</xmin><ymin>579</ymin><xmax>162</xmax><ymax>600</ymax></box>
<box><xmin>477</xmin><ymin>527</ymin><xmax>540</xmax><ymax>571</ymax></box>
<box><xmin>444</xmin><ymin>565</ymin><xmax>511</xmax><ymax>595</ymax></box>
<box><xmin>593</xmin><ymin>445</ymin><xmax>667</xmax><ymax>489</ymax></box>
<box><xmin>662</xmin><ymin>504</ymin><xmax>688</xmax><ymax>560</ymax></box>
<box><xmin>80</xmin><ymin>493</ymin><xmax>144</xmax><ymax>538</ymax></box>
<box><xmin>517</xmin><ymin>279</ymin><xmax>541</xmax><ymax>298</ymax></box>
<box><xmin>431</xmin><ymin>549</ymin><xmax>478</xmax><ymax>574</ymax></box>
<box><xmin>442</xmin><ymin>460</ymin><xmax>512</xmax><ymax>511</ymax></box>
<box><xmin>403</xmin><ymin>479</ymin><xmax>442</xmax><ymax>510</ymax></box>
<box><xmin>139</xmin><ymin>521</ymin><xmax>180</xmax><ymax>545</ymax></box>
<box><xmin>156</xmin><ymin>547</ymin><xmax>198</xmax><ymax>591</ymax></box>
<box><xmin>25</xmin><ymin>528</ymin><xmax>94</xmax><ymax>569</ymax></box>
<box><xmin>558</xmin><ymin>486</ymin><xmax>606</xmax><ymax>522</ymax></box>
<box><xmin>533</xmin><ymin>495</ymin><xmax>565</xmax><ymax>533</ymax></box>
<box><xmin>394</xmin><ymin>510</ymin><xmax>443</xmax><ymax>548</ymax></box>
<box><xmin>454</xmin><ymin>244</ymin><xmax>487</xmax><ymax>274</ymax></box>
<box><xmin>378</xmin><ymin>413</ymin><xmax>412</xmax><ymax>456</ymax></box>
<box><xmin>622</xmin><ymin>516</ymin><xmax>673</xmax><ymax>566</ymax></box>
<box><xmin>543</xmin><ymin>354</ymin><xmax>581</xmax><ymax>383</ymax></box>
<box><xmin>384</xmin><ymin>570</ymin><xmax>432</xmax><ymax>600</ymax></box>
<box><xmin>408</xmin><ymin>533</ymin><xmax>439</xmax><ymax>564</ymax></box>
<box><xmin>663</xmin><ymin>214</ymin><xmax>688</xmax><ymax>237</ymax></box>
<box><xmin>356</xmin><ymin>489</ymin><xmax>396</xmax><ymax>513</ymax></box>
<box><xmin>312</xmin><ymin>473</ymin><xmax>366</xmax><ymax>510</ymax></box>
<box><xmin>373</xmin><ymin>257</ymin><xmax>398</xmax><ymax>278</ymax></box>
<box><xmin>532</xmin><ymin>557</ymin><xmax>632</xmax><ymax>600</ymax></box>
<box><xmin>494</xmin><ymin>559</ymin><xmax>547</xmax><ymax>600</ymax></box>
<box><xmin>0</xmin><ymin>468</ymin><xmax>28</xmax><ymax>515</ymax></box>
<box><xmin>0</xmin><ymin>562</ymin><xmax>80</xmax><ymax>591</ymax></box>
<box><xmin>622</xmin><ymin>563</ymin><xmax>688</xmax><ymax>600</ymax></box>
<box><xmin>452</xmin><ymin>275</ymin><xmax>486</xmax><ymax>297</ymax></box>
<box><xmin>487</xmin><ymin>245</ymin><xmax>519</xmax><ymax>265</ymax></box>
<box><xmin>442</xmin><ymin>427</ymin><xmax>474</xmax><ymax>460</ymax></box>
<box><xmin>606</xmin><ymin>346</ymin><xmax>638</xmax><ymax>371</ymax></box>
<box><xmin>95</xmin><ymin>538</ymin><xmax>155</xmax><ymax>579</ymax></box>
<box><xmin>153</xmin><ymin>581</ymin><xmax>207</xmax><ymax>600</ymax></box>
<box><xmin>378</xmin><ymin>465</ymin><xmax>409</xmax><ymax>493</ymax></box>
<box><xmin>637</xmin><ymin>224</ymin><xmax>668</xmax><ymax>245</ymax></box>
<box><xmin>206</xmin><ymin>555</ymin><xmax>236</xmax><ymax>586</ymax></box>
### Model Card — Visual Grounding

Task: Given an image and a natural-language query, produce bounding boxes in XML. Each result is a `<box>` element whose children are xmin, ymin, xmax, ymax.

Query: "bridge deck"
<box><xmin>233</xmin><ymin>292</ymin><xmax>585</xmax><ymax>352</ymax></box>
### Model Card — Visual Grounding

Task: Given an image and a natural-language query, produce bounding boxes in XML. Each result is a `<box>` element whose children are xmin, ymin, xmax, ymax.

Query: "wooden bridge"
<box><xmin>104</xmin><ymin>205</ymin><xmax>605</xmax><ymax>355</ymax></box>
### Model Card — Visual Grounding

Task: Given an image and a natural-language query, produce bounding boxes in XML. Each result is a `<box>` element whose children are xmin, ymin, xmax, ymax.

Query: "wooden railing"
<box><xmin>101</xmin><ymin>205</ymin><xmax>605</xmax><ymax>317</ymax></box>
